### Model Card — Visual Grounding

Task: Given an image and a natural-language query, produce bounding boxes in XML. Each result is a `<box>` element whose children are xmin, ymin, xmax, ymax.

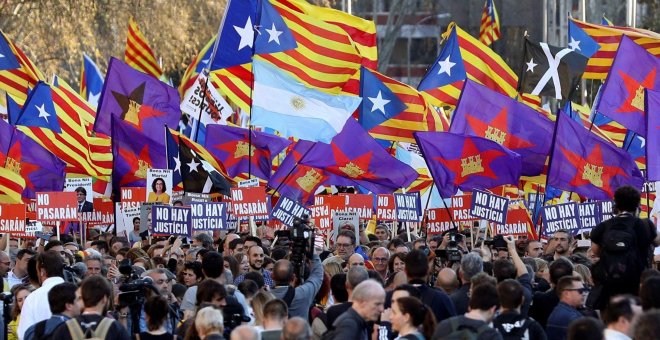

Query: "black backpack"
<box><xmin>597</xmin><ymin>217</ymin><xmax>641</xmax><ymax>284</ymax></box>
<box><xmin>443</xmin><ymin>317</ymin><xmax>491</xmax><ymax>340</ymax></box>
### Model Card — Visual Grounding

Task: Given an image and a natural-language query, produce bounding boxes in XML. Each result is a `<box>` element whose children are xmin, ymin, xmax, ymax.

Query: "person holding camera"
<box><xmin>270</xmin><ymin>244</ymin><xmax>323</xmax><ymax>319</ymax></box>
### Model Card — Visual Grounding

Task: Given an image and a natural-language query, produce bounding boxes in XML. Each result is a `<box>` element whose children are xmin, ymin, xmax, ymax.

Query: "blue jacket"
<box><xmin>546</xmin><ymin>302</ymin><xmax>583</xmax><ymax>340</ymax></box>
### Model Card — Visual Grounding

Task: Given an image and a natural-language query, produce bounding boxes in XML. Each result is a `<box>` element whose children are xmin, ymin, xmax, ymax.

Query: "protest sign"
<box><xmin>541</xmin><ymin>202</ymin><xmax>581</xmax><ymax>236</ymax></box>
<box><xmin>451</xmin><ymin>193</ymin><xmax>478</xmax><ymax>222</ymax></box>
<box><xmin>171</xmin><ymin>190</ymin><xmax>185</xmax><ymax>204</ymax></box>
<box><xmin>271</xmin><ymin>196</ymin><xmax>311</xmax><ymax>228</ymax></box>
<box><xmin>491</xmin><ymin>207</ymin><xmax>533</xmax><ymax>236</ymax></box>
<box><xmin>394</xmin><ymin>192</ymin><xmax>421</xmax><ymax>222</ymax></box>
<box><xmin>183</xmin><ymin>192</ymin><xmax>211</xmax><ymax>204</ymax></box>
<box><xmin>376</xmin><ymin>194</ymin><xmax>396</xmax><ymax>221</ymax></box>
<box><xmin>310</xmin><ymin>204</ymin><xmax>331</xmax><ymax>230</ymax></box>
<box><xmin>426</xmin><ymin>208</ymin><xmax>453</xmax><ymax>235</ymax></box>
<box><xmin>84</xmin><ymin>197</ymin><xmax>114</xmax><ymax>225</ymax></box>
<box><xmin>25</xmin><ymin>220</ymin><xmax>42</xmax><ymax>234</ymax></box>
<box><xmin>64</xmin><ymin>177</ymin><xmax>93</xmax><ymax>213</ymax></box>
<box><xmin>140</xmin><ymin>202</ymin><xmax>158</xmax><ymax>234</ymax></box>
<box><xmin>332</xmin><ymin>211</ymin><xmax>359</xmax><ymax>242</ymax></box>
<box><xmin>314</xmin><ymin>195</ymin><xmax>346</xmax><ymax>210</ymax></box>
<box><xmin>121</xmin><ymin>187</ymin><xmax>146</xmax><ymax>210</ymax></box>
<box><xmin>231</xmin><ymin>187</ymin><xmax>270</xmax><ymax>221</ymax></box>
<box><xmin>238</xmin><ymin>178</ymin><xmax>260</xmax><ymax>188</ymax></box>
<box><xmin>146</xmin><ymin>169</ymin><xmax>173</xmax><ymax>204</ymax></box>
<box><xmin>190</xmin><ymin>202</ymin><xmax>227</xmax><ymax>231</ymax></box>
<box><xmin>600</xmin><ymin>200</ymin><xmax>614</xmax><ymax>221</ymax></box>
<box><xmin>470</xmin><ymin>190</ymin><xmax>508</xmax><ymax>224</ymax></box>
<box><xmin>578</xmin><ymin>202</ymin><xmax>600</xmax><ymax>230</ymax></box>
<box><xmin>152</xmin><ymin>205</ymin><xmax>191</xmax><ymax>236</ymax></box>
<box><xmin>0</xmin><ymin>204</ymin><xmax>26</xmax><ymax>234</ymax></box>
<box><xmin>36</xmin><ymin>192</ymin><xmax>78</xmax><ymax>222</ymax></box>
<box><xmin>341</xmin><ymin>194</ymin><xmax>374</xmax><ymax>220</ymax></box>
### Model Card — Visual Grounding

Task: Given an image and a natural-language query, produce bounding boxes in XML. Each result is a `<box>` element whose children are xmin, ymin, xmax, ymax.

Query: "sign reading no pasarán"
<box><xmin>231</xmin><ymin>187</ymin><xmax>270</xmax><ymax>220</ymax></box>
<box><xmin>0</xmin><ymin>204</ymin><xmax>26</xmax><ymax>234</ymax></box>
<box><xmin>36</xmin><ymin>192</ymin><xmax>78</xmax><ymax>222</ymax></box>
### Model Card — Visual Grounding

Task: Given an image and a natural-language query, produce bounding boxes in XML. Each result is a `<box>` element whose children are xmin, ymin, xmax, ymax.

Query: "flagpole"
<box><xmin>539</xmin><ymin>108</ymin><xmax>563</xmax><ymax>241</ymax></box>
<box><xmin>248</xmin><ymin>126</ymin><xmax>253</xmax><ymax>179</ymax></box>
<box><xmin>421</xmin><ymin>183</ymin><xmax>435</xmax><ymax>238</ymax></box>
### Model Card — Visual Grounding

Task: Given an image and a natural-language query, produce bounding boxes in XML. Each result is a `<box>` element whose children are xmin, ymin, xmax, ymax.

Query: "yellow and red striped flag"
<box><xmin>418</xmin><ymin>22</ymin><xmax>518</xmax><ymax>107</ymax></box>
<box><xmin>0</xmin><ymin>167</ymin><xmax>25</xmax><ymax>203</ymax></box>
<box><xmin>211</xmin><ymin>64</ymin><xmax>253</xmax><ymax>115</ymax></box>
<box><xmin>0</xmin><ymin>31</ymin><xmax>45</xmax><ymax>104</ymax></box>
<box><xmin>259</xmin><ymin>0</ymin><xmax>363</xmax><ymax>94</ymax></box>
<box><xmin>479</xmin><ymin>0</ymin><xmax>501</xmax><ymax>46</ymax></box>
<box><xmin>570</xmin><ymin>18</ymin><xmax>660</xmax><ymax>80</ymax></box>
<box><xmin>124</xmin><ymin>17</ymin><xmax>163</xmax><ymax>79</ymax></box>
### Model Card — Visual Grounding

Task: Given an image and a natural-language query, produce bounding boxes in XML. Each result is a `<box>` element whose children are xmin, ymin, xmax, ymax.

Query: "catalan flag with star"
<box><xmin>418</xmin><ymin>22</ymin><xmax>519</xmax><ymax>107</ymax></box>
<box><xmin>125</xmin><ymin>17</ymin><xmax>163</xmax><ymax>79</ymax></box>
<box><xmin>414</xmin><ymin>131</ymin><xmax>522</xmax><ymax>198</ymax></box>
<box><xmin>596</xmin><ymin>36</ymin><xmax>660</xmax><ymax>137</ymax></box>
<box><xmin>450</xmin><ymin>80</ymin><xmax>554</xmax><ymax>177</ymax></box>
<box><xmin>547</xmin><ymin>111</ymin><xmax>644</xmax><ymax>200</ymax></box>
<box><xmin>79</xmin><ymin>54</ymin><xmax>104</xmax><ymax>108</ymax></box>
<box><xmin>0</xmin><ymin>31</ymin><xmax>45</xmax><ymax>104</ymax></box>
<box><xmin>479</xmin><ymin>0</ymin><xmax>501</xmax><ymax>46</ymax></box>
<box><xmin>204</xmin><ymin>124</ymin><xmax>290</xmax><ymax>181</ymax></box>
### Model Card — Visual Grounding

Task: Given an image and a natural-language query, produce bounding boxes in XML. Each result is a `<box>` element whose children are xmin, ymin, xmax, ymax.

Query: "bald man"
<box><xmin>330</xmin><ymin>280</ymin><xmax>385</xmax><ymax>339</ymax></box>
<box><xmin>230</xmin><ymin>325</ymin><xmax>258</xmax><ymax>340</ymax></box>
<box><xmin>346</xmin><ymin>253</ymin><xmax>365</xmax><ymax>270</ymax></box>
<box><xmin>371</xmin><ymin>247</ymin><xmax>390</xmax><ymax>279</ymax></box>
<box><xmin>436</xmin><ymin>268</ymin><xmax>459</xmax><ymax>294</ymax></box>
<box><xmin>282</xmin><ymin>317</ymin><xmax>312</xmax><ymax>340</ymax></box>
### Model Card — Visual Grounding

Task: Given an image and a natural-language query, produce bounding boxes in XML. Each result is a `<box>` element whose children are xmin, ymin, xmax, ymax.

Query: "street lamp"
<box><xmin>407</xmin><ymin>13</ymin><xmax>451</xmax><ymax>85</ymax></box>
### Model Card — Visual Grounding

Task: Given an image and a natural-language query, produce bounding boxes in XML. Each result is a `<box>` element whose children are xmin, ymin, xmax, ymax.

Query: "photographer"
<box><xmin>271</xmin><ymin>245</ymin><xmax>323</xmax><ymax>319</ymax></box>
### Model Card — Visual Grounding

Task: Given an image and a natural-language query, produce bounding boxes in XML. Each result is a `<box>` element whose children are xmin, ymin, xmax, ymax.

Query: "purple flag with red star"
<box><xmin>596</xmin><ymin>36</ymin><xmax>660</xmax><ymax>136</ymax></box>
<box><xmin>204</xmin><ymin>125</ymin><xmax>291</xmax><ymax>180</ymax></box>
<box><xmin>647</xmin><ymin>89</ymin><xmax>660</xmax><ymax>181</ymax></box>
<box><xmin>268</xmin><ymin>140</ymin><xmax>353</xmax><ymax>205</ymax></box>
<box><xmin>94</xmin><ymin>57</ymin><xmax>180</xmax><ymax>137</ymax></box>
<box><xmin>414</xmin><ymin>131</ymin><xmax>522</xmax><ymax>198</ymax></box>
<box><xmin>111</xmin><ymin>117</ymin><xmax>166</xmax><ymax>193</ymax></box>
<box><xmin>450</xmin><ymin>80</ymin><xmax>554</xmax><ymax>176</ymax></box>
<box><xmin>548</xmin><ymin>111</ymin><xmax>644</xmax><ymax>199</ymax></box>
<box><xmin>5</xmin><ymin>127</ymin><xmax>66</xmax><ymax>199</ymax></box>
<box><xmin>298</xmin><ymin>119</ymin><xmax>418</xmax><ymax>194</ymax></box>
<box><xmin>0</xmin><ymin>118</ymin><xmax>12</xmax><ymax>166</ymax></box>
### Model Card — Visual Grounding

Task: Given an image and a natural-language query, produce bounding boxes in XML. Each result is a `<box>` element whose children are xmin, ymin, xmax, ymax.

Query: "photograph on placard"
<box><xmin>331</xmin><ymin>211</ymin><xmax>359</xmax><ymax>243</ymax></box>
<box><xmin>146</xmin><ymin>169</ymin><xmax>173</xmax><ymax>204</ymax></box>
<box><xmin>140</xmin><ymin>202</ymin><xmax>157</xmax><ymax>235</ymax></box>
<box><xmin>64</xmin><ymin>177</ymin><xmax>94</xmax><ymax>212</ymax></box>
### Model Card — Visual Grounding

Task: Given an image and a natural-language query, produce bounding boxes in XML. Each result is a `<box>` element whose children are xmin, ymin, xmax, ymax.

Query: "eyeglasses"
<box><xmin>155</xmin><ymin>279</ymin><xmax>171</xmax><ymax>285</ymax></box>
<box><xmin>566</xmin><ymin>287</ymin><xmax>590</xmax><ymax>294</ymax></box>
<box><xmin>0</xmin><ymin>261</ymin><xmax>9</xmax><ymax>266</ymax></box>
<box><xmin>372</xmin><ymin>257</ymin><xmax>388</xmax><ymax>263</ymax></box>
<box><xmin>336</xmin><ymin>243</ymin><xmax>353</xmax><ymax>248</ymax></box>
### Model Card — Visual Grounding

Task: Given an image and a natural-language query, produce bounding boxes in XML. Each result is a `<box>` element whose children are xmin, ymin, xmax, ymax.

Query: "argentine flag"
<box><xmin>251</xmin><ymin>59</ymin><xmax>361</xmax><ymax>143</ymax></box>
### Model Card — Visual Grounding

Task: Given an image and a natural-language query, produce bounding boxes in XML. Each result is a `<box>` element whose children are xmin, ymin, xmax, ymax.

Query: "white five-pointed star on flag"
<box><xmin>526</xmin><ymin>58</ymin><xmax>537</xmax><ymax>72</ymax></box>
<box><xmin>35</xmin><ymin>103</ymin><xmax>51</xmax><ymax>123</ymax></box>
<box><xmin>187</xmin><ymin>158</ymin><xmax>200</xmax><ymax>173</ymax></box>
<box><xmin>368</xmin><ymin>91</ymin><xmax>390</xmax><ymax>114</ymax></box>
<box><xmin>173</xmin><ymin>155</ymin><xmax>181</xmax><ymax>174</ymax></box>
<box><xmin>234</xmin><ymin>17</ymin><xmax>254</xmax><ymax>51</ymax></box>
<box><xmin>568</xmin><ymin>37</ymin><xmax>581</xmax><ymax>51</ymax></box>
<box><xmin>437</xmin><ymin>55</ymin><xmax>456</xmax><ymax>76</ymax></box>
<box><xmin>266</xmin><ymin>23</ymin><xmax>283</xmax><ymax>44</ymax></box>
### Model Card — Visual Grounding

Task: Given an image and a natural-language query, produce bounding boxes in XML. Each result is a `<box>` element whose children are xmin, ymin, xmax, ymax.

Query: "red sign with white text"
<box><xmin>490</xmin><ymin>207</ymin><xmax>533</xmax><ymax>237</ymax></box>
<box><xmin>0</xmin><ymin>204</ymin><xmax>26</xmax><ymax>234</ymax></box>
<box><xmin>85</xmin><ymin>197</ymin><xmax>115</xmax><ymax>225</ymax></box>
<box><xmin>340</xmin><ymin>194</ymin><xmax>374</xmax><ymax>219</ymax></box>
<box><xmin>451</xmin><ymin>194</ymin><xmax>478</xmax><ymax>222</ymax></box>
<box><xmin>426</xmin><ymin>208</ymin><xmax>454</xmax><ymax>235</ymax></box>
<box><xmin>310</xmin><ymin>204</ymin><xmax>331</xmax><ymax>230</ymax></box>
<box><xmin>376</xmin><ymin>194</ymin><xmax>396</xmax><ymax>221</ymax></box>
<box><xmin>121</xmin><ymin>187</ymin><xmax>146</xmax><ymax>210</ymax></box>
<box><xmin>36</xmin><ymin>192</ymin><xmax>78</xmax><ymax>222</ymax></box>
<box><xmin>230</xmin><ymin>187</ymin><xmax>269</xmax><ymax>218</ymax></box>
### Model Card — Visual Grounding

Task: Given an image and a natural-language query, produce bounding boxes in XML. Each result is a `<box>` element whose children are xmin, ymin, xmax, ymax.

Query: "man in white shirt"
<box><xmin>17</xmin><ymin>250</ymin><xmax>65</xmax><ymax>340</ymax></box>
<box><xmin>7</xmin><ymin>249</ymin><xmax>35</xmax><ymax>289</ymax></box>
<box><xmin>603</xmin><ymin>295</ymin><xmax>642</xmax><ymax>340</ymax></box>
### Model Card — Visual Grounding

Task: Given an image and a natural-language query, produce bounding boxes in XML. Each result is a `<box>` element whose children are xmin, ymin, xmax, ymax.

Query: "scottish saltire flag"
<box><xmin>299</xmin><ymin>119</ymin><xmax>418</xmax><ymax>194</ymax></box>
<box><xmin>6</xmin><ymin>127</ymin><xmax>65</xmax><ymax>199</ymax></box>
<box><xmin>0</xmin><ymin>32</ymin><xmax>44</xmax><ymax>103</ymax></box>
<box><xmin>359</xmin><ymin>66</ymin><xmax>434</xmax><ymax>143</ymax></box>
<box><xmin>418</xmin><ymin>23</ymin><xmax>519</xmax><ymax>107</ymax></box>
<box><xmin>180</xmin><ymin>73</ymin><xmax>233</xmax><ymax>144</ymax></box>
<box><xmin>80</xmin><ymin>54</ymin><xmax>104</xmax><ymax>108</ymax></box>
<box><xmin>596</xmin><ymin>36</ymin><xmax>660</xmax><ymax>136</ymax></box>
<box><xmin>204</xmin><ymin>125</ymin><xmax>290</xmax><ymax>180</ymax></box>
<box><xmin>165</xmin><ymin>128</ymin><xmax>183</xmax><ymax>189</ymax></box>
<box><xmin>479</xmin><ymin>0</ymin><xmax>501</xmax><ymax>46</ymax></box>
<box><xmin>567</xmin><ymin>20</ymin><xmax>601</xmax><ymax>58</ymax></box>
<box><xmin>647</xmin><ymin>89</ymin><xmax>660</xmax><ymax>181</ymax></box>
<box><xmin>251</xmin><ymin>59</ymin><xmax>361</xmax><ymax>143</ymax></box>
<box><xmin>209</xmin><ymin>0</ymin><xmax>258</xmax><ymax>71</ymax></box>
<box><xmin>548</xmin><ymin>111</ymin><xmax>644</xmax><ymax>199</ymax></box>
<box><xmin>414</xmin><ymin>131</ymin><xmax>522</xmax><ymax>198</ymax></box>
<box><xmin>111</xmin><ymin>117</ymin><xmax>166</xmax><ymax>192</ymax></box>
<box><xmin>125</xmin><ymin>17</ymin><xmax>163</xmax><ymax>78</ymax></box>
<box><xmin>0</xmin><ymin>166</ymin><xmax>25</xmax><ymax>203</ymax></box>
<box><xmin>451</xmin><ymin>80</ymin><xmax>553</xmax><ymax>176</ymax></box>
<box><xmin>95</xmin><ymin>58</ymin><xmax>180</xmax><ymax>137</ymax></box>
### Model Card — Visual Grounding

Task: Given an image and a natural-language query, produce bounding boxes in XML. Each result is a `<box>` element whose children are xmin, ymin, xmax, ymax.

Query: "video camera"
<box><xmin>484</xmin><ymin>234</ymin><xmax>508</xmax><ymax>249</ymax></box>
<box><xmin>117</xmin><ymin>277</ymin><xmax>155</xmax><ymax>308</ymax></box>
<box><xmin>435</xmin><ymin>231</ymin><xmax>464</xmax><ymax>263</ymax></box>
<box><xmin>274</xmin><ymin>214</ymin><xmax>315</xmax><ymax>282</ymax></box>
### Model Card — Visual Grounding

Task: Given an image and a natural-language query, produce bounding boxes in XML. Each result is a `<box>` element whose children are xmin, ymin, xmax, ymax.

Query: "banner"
<box><xmin>191</xmin><ymin>202</ymin><xmax>228</xmax><ymax>231</ymax></box>
<box><xmin>341</xmin><ymin>194</ymin><xmax>374</xmax><ymax>220</ymax></box>
<box><xmin>490</xmin><ymin>207</ymin><xmax>533</xmax><ymax>236</ymax></box>
<box><xmin>146</xmin><ymin>169</ymin><xmax>173</xmax><ymax>204</ymax></box>
<box><xmin>36</xmin><ymin>192</ymin><xmax>78</xmax><ymax>222</ymax></box>
<box><xmin>230</xmin><ymin>187</ymin><xmax>270</xmax><ymax>220</ymax></box>
<box><xmin>451</xmin><ymin>193</ymin><xmax>478</xmax><ymax>222</ymax></box>
<box><xmin>426</xmin><ymin>208</ymin><xmax>454</xmax><ymax>235</ymax></box>
<box><xmin>0</xmin><ymin>203</ymin><xmax>26</xmax><ymax>234</ymax></box>
<box><xmin>237</xmin><ymin>178</ymin><xmax>260</xmax><ymax>188</ymax></box>
<box><xmin>310</xmin><ymin>204</ymin><xmax>331</xmax><ymax>230</ymax></box>
<box><xmin>600</xmin><ymin>200</ymin><xmax>614</xmax><ymax>221</ymax></box>
<box><xmin>376</xmin><ymin>194</ymin><xmax>396</xmax><ymax>221</ymax></box>
<box><xmin>271</xmin><ymin>196</ymin><xmax>311</xmax><ymax>228</ymax></box>
<box><xmin>121</xmin><ymin>187</ymin><xmax>146</xmax><ymax>209</ymax></box>
<box><xmin>541</xmin><ymin>202</ymin><xmax>581</xmax><ymax>236</ymax></box>
<box><xmin>394</xmin><ymin>192</ymin><xmax>422</xmax><ymax>222</ymax></box>
<box><xmin>578</xmin><ymin>202</ymin><xmax>599</xmax><ymax>230</ymax></box>
<box><xmin>152</xmin><ymin>205</ymin><xmax>191</xmax><ymax>236</ymax></box>
<box><xmin>332</xmin><ymin>211</ymin><xmax>359</xmax><ymax>241</ymax></box>
<box><xmin>470</xmin><ymin>190</ymin><xmax>508</xmax><ymax>224</ymax></box>
<box><xmin>183</xmin><ymin>192</ymin><xmax>212</xmax><ymax>204</ymax></box>
<box><xmin>84</xmin><ymin>197</ymin><xmax>114</xmax><ymax>225</ymax></box>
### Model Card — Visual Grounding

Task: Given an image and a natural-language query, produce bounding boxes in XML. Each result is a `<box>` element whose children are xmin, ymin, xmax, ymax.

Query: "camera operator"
<box><xmin>17</xmin><ymin>250</ymin><xmax>64</xmax><ymax>340</ymax></box>
<box><xmin>271</xmin><ymin>244</ymin><xmax>323</xmax><ymax>319</ymax></box>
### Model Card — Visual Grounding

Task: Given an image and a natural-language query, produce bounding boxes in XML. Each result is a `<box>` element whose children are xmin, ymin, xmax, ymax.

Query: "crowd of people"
<box><xmin>0</xmin><ymin>185</ymin><xmax>658</xmax><ymax>340</ymax></box>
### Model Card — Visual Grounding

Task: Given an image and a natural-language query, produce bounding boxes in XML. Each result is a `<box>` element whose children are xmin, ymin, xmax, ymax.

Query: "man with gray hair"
<box><xmin>450</xmin><ymin>252</ymin><xmax>483</xmax><ymax>314</ymax></box>
<box><xmin>326</xmin><ymin>266</ymin><xmax>369</xmax><ymax>329</ymax></box>
<box><xmin>282</xmin><ymin>317</ymin><xmax>312</xmax><ymax>340</ymax></box>
<box><xmin>230</xmin><ymin>324</ymin><xmax>258</xmax><ymax>340</ymax></box>
<box><xmin>371</xmin><ymin>247</ymin><xmax>390</xmax><ymax>280</ymax></box>
<box><xmin>192</xmin><ymin>232</ymin><xmax>214</xmax><ymax>250</ymax></box>
<box><xmin>327</xmin><ymin>280</ymin><xmax>385</xmax><ymax>339</ymax></box>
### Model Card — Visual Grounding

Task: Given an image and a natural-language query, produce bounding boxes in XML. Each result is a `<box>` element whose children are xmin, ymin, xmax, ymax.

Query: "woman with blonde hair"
<box><xmin>234</xmin><ymin>253</ymin><xmax>249</xmax><ymax>276</ymax></box>
<box><xmin>574</xmin><ymin>263</ymin><xmax>594</xmax><ymax>288</ymax></box>
<box><xmin>8</xmin><ymin>284</ymin><xmax>33</xmax><ymax>340</ymax></box>
<box><xmin>250</xmin><ymin>290</ymin><xmax>275</xmax><ymax>329</ymax></box>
